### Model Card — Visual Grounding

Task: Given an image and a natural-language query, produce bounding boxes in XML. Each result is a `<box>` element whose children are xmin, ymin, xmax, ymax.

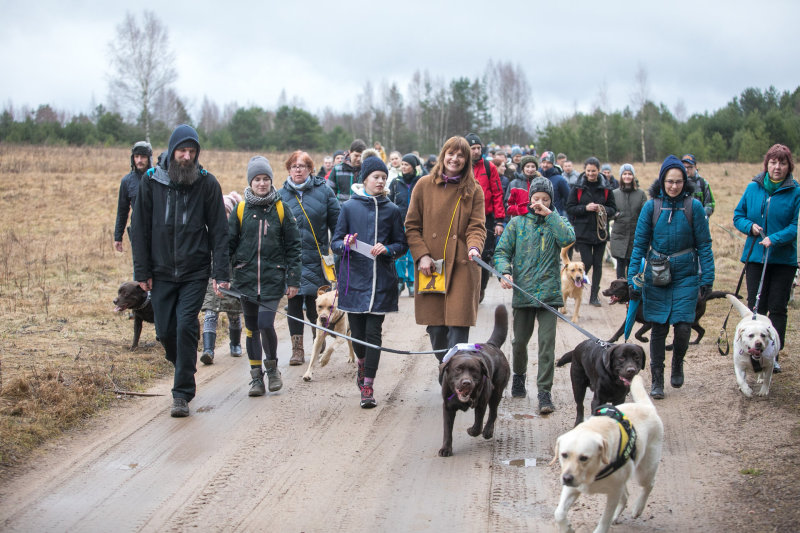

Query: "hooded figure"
<box><xmin>114</xmin><ymin>141</ymin><xmax>153</xmax><ymax>247</ymax></box>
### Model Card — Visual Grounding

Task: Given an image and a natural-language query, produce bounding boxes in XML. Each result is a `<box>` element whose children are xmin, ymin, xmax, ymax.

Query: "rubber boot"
<box><xmin>200</xmin><ymin>332</ymin><xmax>216</xmax><ymax>365</ymax></box>
<box><xmin>289</xmin><ymin>335</ymin><xmax>305</xmax><ymax>366</ymax></box>
<box><xmin>248</xmin><ymin>368</ymin><xmax>266</xmax><ymax>397</ymax></box>
<box><xmin>229</xmin><ymin>328</ymin><xmax>242</xmax><ymax>357</ymax></box>
<box><xmin>671</xmin><ymin>354</ymin><xmax>685</xmax><ymax>388</ymax></box>
<box><xmin>264</xmin><ymin>359</ymin><xmax>283</xmax><ymax>392</ymax></box>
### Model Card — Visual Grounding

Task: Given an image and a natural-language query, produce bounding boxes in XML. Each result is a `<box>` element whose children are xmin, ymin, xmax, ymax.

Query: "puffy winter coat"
<box><xmin>388</xmin><ymin>171</ymin><xmax>422</xmax><ymax>221</ymax></box>
<box><xmin>628</xmin><ymin>158</ymin><xmax>714</xmax><ymax>325</ymax></box>
<box><xmin>541</xmin><ymin>167</ymin><xmax>571</xmax><ymax>216</ymax></box>
<box><xmin>472</xmin><ymin>158</ymin><xmax>506</xmax><ymax>220</ymax></box>
<box><xmin>331</xmin><ymin>185</ymin><xmax>408</xmax><ymax>313</ymax></box>
<box><xmin>279</xmin><ymin>176</ymin><xmax>341</xmax><ymax>295</ymax></box>
<box><xmin>228</xmin><ymin>195</ymin><xmax>302</xmax><ymax>301</ymax></box>
<box><xmin>566</xmin><ymin>174</ymin><xmax>617</xmax><ymax>244</ymax></box>
<box><xmin>504</xmin><ymin>173</ymin><xmax>541</xmax><ymax>218</ymax></box>
<box><xmin>733</xmin><ymin>172</ymin><xmax>800</xmax><ymax>266</ymax></box>
<box><xmin>610</xmin><ymin>185</ymin><xmax>647</xmax><ymax>259</ymax></box>
<box><xmin>494</xmin><ymin>211</ymin><xmax>575</xmax><ymax>308</ymax></box>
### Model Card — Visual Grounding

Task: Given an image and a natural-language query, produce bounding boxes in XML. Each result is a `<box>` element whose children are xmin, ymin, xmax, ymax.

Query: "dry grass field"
<box><xmin>0</xmin><ymin>145</ymin><xmax>797</xmax><ymax>526</ymax></box>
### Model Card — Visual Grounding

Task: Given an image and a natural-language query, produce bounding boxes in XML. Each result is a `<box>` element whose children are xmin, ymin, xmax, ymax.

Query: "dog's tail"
<box><xmin>555</xmin><ymin>350</ymin><xmax>573</xmax><ymax>367</ymax></box>
<box><xmin>629</xmin><ymin>375</ymin><xmax>653</xmax><ymax>406</ymax></box>
<box><xmin>486</xmin><ymin>305</ymin><xmax>508</xmax><ymax>348</ymax></box>
<box><xmin>707</xmin><ymin>290</ymin><xmax>739</xmax><ymax>301</ymax></box>
<box><xmin>726</xmin><ymin>293</ymin><xmax>752</xmax><ymax>319</ymax></box>
<box><xmin>560</xmin><ymin>243</ymin><xmax>574</xmax><ymax>266</ymax></box>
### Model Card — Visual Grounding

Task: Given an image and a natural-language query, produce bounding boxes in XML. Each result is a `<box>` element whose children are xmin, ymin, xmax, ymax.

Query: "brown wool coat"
<box><xmin>405</xmin><ymin>174</ymin><xmax>486</xmax><ymax>327</ymax></box>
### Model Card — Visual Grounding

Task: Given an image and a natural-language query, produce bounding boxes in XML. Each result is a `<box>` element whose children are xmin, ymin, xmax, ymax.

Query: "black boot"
<box><xmin>650</xmin><ymin>365</ymin><xmax>665</xmax><ymax>399</ymax></box>
<box><xmin>671</xmin><ymin>355</ymin><xmax>684</xmax><ymax>388</ymax></box>
<box><xmin>589</xmin><ymin>289</ymin><xmax>601</xmax><ymax>307</ymax></box>
<box><xmin>200</xmin><ymin>332</ymin><xmax>216</xmax><ymax>365</ymax></box>
<box><xmin>229</xmin><ymin>328</ymin><xmax>242</xmax><ymax>357</ymax></box>
<box><xmin>511</xmin><ymin>374</ymin><xmax>527</xmax><ymax>398</ymax></box>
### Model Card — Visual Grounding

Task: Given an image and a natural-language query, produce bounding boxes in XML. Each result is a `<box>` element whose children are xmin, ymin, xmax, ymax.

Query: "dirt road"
<box><xmin>0</xmin><ymin>275</ymin><xmax>795</xmax><ymax>532</ymax></box>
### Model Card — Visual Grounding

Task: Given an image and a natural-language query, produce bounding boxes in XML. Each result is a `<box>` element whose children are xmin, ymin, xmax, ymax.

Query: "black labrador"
<box><xmin>556</xmin><ymin>339</ymin><xmax>646</xmax><ymax>426</ymax></box>
<box><xmin>438</xmin><ymin>305</ymin><xmax>510</xmax><ymax>457</ymax></box>
<box><xmin>113</xmin><ymin>281</ymin><xmax>155</xmax><ymax>350</ymax></box>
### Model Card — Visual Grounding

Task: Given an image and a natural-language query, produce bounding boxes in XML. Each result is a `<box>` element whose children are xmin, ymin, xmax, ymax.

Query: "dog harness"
<box><xmin>441</xmin><ymin>343</ymin><xmax>483</xmax><ymax>365</ymax></box>
<box><xmin>593</xmin><ymin>404</ymin><xmax>637</xmax><ymax>481</ymax></box>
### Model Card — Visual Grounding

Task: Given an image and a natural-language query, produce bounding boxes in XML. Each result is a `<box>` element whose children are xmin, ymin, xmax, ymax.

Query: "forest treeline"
<box><xmin>1</xmin><ymin>83</ymin><xmax>798</xmax><ymax>163</ymax></box>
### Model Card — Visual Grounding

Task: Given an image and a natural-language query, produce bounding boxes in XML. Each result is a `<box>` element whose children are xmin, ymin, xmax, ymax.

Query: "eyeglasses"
<box><xmin>664</xmin><ymin>180</ymin><xmax>684</xmax><ymax>186</ymax></box>
<box><xmin>290</xmin><ymin>165</ymin><xmax>308</xmax><ymax>171</ymax></box>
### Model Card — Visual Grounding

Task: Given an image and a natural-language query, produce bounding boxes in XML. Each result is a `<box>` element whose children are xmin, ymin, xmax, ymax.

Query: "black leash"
<box><xmin>471</xmin><ymin>256</ymin><xmax>607</xmax><ymax>346</ymax></box>
<box><xmin>716</xmin><ymin>230</ymin><xmax>763</xmax><ymax>355</ymax></box>
<box><xmin>219</xmin><ymin>287</ymin><xmax>448</xmax><ymax>355</ymax></box>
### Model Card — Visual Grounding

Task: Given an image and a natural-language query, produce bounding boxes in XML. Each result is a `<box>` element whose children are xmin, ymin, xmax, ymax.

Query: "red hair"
<box><xmin>285</xmin><ymin>151</ymin><xmax>314</xmax><ymax>172</ymax></box>
<box><xmin>763</xmin><ymin>144</ymin><xmax>794</xmax><ymax>175</ymax></box>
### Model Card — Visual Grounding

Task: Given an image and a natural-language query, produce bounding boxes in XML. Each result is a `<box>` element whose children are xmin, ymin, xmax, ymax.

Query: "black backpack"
<box><xmin>651</xmin><ymin>196</ymin><xmax>693</xmax><ymax>229</ymax></box>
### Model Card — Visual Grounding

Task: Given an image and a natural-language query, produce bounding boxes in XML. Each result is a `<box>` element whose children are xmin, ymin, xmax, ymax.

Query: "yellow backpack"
<box><xmin>236</xmin><ymin>200</ymin><xmax>284</xmax><ymax>228</ymax></box>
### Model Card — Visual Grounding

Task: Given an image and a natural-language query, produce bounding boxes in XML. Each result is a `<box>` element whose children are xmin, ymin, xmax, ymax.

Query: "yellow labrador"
<box><xmin>560</xmin><ymin>243</ymin><xmax>587</xmax><ymax>322</ymax></box>
<box><xmin>302</xmin><ymin>286</ymin><xmax>355</xmax><ymax>382</ymax></box>
<box><xmin>552</xmin><ymin>375</ymin><xmax>664</xmax><ymax>533</ymax></box>
<box><xmin>726</xmin><ymin>294</ymin><xmax>780</xmax><ymax>397</ymax></box>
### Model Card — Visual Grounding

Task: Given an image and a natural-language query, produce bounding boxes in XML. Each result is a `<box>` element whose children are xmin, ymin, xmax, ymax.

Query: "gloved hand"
<box><xmin>704</xmin><ymin>206</ymin><xmax>713</xmax><ymax>217</ymax></box>
<box><xmin>628</xmin><ymin>285</ymin><xmax>641</xmax><ymax>301</ymax></box>
<box><xmin>699</xmin><ymin>285</ymin><xmax>711</xmax><ymax>300</ymax></box>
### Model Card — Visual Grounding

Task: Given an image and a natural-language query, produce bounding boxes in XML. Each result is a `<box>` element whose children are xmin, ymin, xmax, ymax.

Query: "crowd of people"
<box><xmin>115</xmin><ymin>124</ymin><xmax>798</xmax><ymax>417</ymax></box>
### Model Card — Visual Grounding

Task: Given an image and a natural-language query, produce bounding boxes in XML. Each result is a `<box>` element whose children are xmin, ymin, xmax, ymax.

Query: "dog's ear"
<box><xmin>475</xmin><ymin>356</ymin><xmax>493</xmax><ymax>399</ymax></box>
<box><xmin>550</xmin><ymin>437</ymin><xmax>561</xmax><ymax>466</ymax></box>
<box><xmin>602</xmin><ymin>345</ymin><xmax>616</xmax><ymax>372</ymax></box>
<box><xmin>317</xmin><ymin>285</ymin><xmax>331</xmax><ymax>296</ymax></box>
<box><xmin>600</xmin><ymin>436</ymin><xmax>611</xmax><ymax>465</ymax></box>
<box><xmin>636</xmin><ymin>345</ymin><xmax>646</xmax><ymax>369</ymax></box>
<box><xmin>438</xmin><ymin>360</ymin><xmax>450</xmax><ymax>386</ymax></box>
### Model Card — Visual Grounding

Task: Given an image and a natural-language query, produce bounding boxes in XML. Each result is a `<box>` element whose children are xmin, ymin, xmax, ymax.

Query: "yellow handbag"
<box><xmin>417</xmin><ymin>197</ymin><xmax>461</xmax><ymax>294</ymax></box>
<box><xmin>296</xmin><ymin>197</ymin><xmax>336</xmax><ymax>285</ymax></box>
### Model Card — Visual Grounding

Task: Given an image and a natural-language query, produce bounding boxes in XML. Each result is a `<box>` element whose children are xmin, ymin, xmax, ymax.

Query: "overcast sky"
<box><xmin>3</xmin><ymin>0</ymin><xmax>799</xmax><ymax>129</ymax></box>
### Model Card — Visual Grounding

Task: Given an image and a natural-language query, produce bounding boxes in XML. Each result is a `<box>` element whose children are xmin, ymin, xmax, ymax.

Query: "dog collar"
<box><xmin>441</xmin><ymin>343</ymin><xmax>483</xmax><ymax>365</ymax></box>
<box><xmin>593</xmin><ymin>404</ymin><xmax>637</xmax><ymax>481</ymax></box>
<box><xmin>132</xmin><ymin>291</ymin><xmax>151</xmax><ymax>311</ymax></box>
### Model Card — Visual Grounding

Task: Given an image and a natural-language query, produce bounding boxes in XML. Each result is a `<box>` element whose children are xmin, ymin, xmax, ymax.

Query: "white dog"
<box><xmin>552</xmin><ymin>374</ymin><xmax>664</xmax><ymax>533</ymax></box>
<box><xmin>726</xmin><ymin>294</ymin><xmax>780</xmax><ymax>398</ymax></box>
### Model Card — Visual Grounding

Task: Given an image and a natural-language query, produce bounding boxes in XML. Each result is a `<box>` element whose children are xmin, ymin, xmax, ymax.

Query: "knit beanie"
<box><xmin>333</xmin><ymin>149</ymin><xmax>345</xmax><ymax>159</ymax></box>
<box><xmin>402</xmin><ymin>153</ymin><xmax>419</xmax><ymax>168</ymax></box>
<box><xmin>360</xmin><ymin>155</ymin><xmax>388</xmax><ymax>180</ymax></box>
<box><xmin>132</xmin><ymin>141</ymin><xmax>152</xmax><ymax>157</ymax></box>
<box><xmin>529</xmin><ymin>176</ymin><xmax>554</xmax><ymax>201</ymax></box>
<box><xmin>540</xmin><ymin>151</ymin><xmax>555</xmax><ymax>164</ymax></box>
<box><xmin>465</xmin><ymin>133</ymin><xmax>482</xmax><ymax>147</ymax></box>
<box><xmin>511</xmin><ymin>147</ymin><xmax>522</xmax><ymax>157</ymax></box>
<box><xmin>658</xmin><ymin>155</ymin><xmax>687</xmax><ymax>184</ymax></box>
<box><xmin>519</xmin><ymin>155</ymin><xmax>539</xmax><ymax>171</ymax></box>
<box><xmin>618</xmin><ymin>163</ymin><xmax>635</xmax><ymax>177</ymax></box>
<box><xmin>601</xmin><ymin>163</ymin><xmax>612</xmax><ymax>172</ymax></box>
<box><xmin>247</xmin><ymin>156</ymin><xmax>274</xmax><ymax>185</ymax></box>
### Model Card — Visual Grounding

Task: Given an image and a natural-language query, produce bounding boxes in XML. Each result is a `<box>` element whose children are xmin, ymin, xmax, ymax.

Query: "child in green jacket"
<box><xmin>494</xmin><ymin>177</ymin><xmax>575</xmax><ymax>414</ymax></box>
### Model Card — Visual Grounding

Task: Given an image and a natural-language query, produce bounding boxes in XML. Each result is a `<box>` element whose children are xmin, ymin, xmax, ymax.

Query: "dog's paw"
<box><xmin>757</xmin><ymin>386</ymin><xmax>770</xmax><ymax>396</ymax></box>
<box><xmin>302</xmin><ymin>373</ymin><xmax>312</xmax><ymax>382</ymax></box>
<box><xmin>438</xmin><ymin>447</ymin><xmax>453</xmax><ymax>457</ymax></box>
<box><xmin>482</xmin><ymin>424</ymin><xmax>494</xmax><ymax>439</ymax></box>
<box><xmin>129</xmin><ymin>345</ymin><xmax>139</xmax><ymax>352</ymax></box>
<box><xmin>739</xmin><ymin>384</ymin><xmax>753</xmax><ymax>398</ymax></box>
<box><xmin>466</xmin><ymin>426</ymin><xmax>482</xmax><ymax>437</ymax></box>
<box><xmin>665</xmin><ymin>344</ymin><xmax>674</xmax><ymax>351</ymax></box>
<box><xmin>756</xmin><ymin>373</ymin><xmax>764</xmax><ymax>384</ymax></box>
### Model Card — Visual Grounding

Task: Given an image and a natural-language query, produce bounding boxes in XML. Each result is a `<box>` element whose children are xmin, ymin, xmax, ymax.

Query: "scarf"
<box><xmin>286</xmin><ymin>175</ymin><xmax>312</xmax><ymax>191</ymax></box>
<box><xmin>441</xmin><ymin>173</ymin><xmax>462</xmax><ymax>187</ymax></box>
<box><xmin>245</xmin><ymin>185</ymin><xmax>279</xmax><ymax>207</ymax></box>
<box><xmin>763</xmin><ymin>172</ymin><xmax>787</xmax><ymax>196</ymax></box>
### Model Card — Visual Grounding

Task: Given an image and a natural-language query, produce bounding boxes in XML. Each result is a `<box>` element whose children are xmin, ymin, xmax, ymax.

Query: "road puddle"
<box><xmin>196</xmin><ymin>406</ymin><xmax>214</xmax><ymax>412</ymax></box>
<box><xmin>500</xmin><ymin>458</ymin><xmax>540</xmax><ymax>467</ymax></box>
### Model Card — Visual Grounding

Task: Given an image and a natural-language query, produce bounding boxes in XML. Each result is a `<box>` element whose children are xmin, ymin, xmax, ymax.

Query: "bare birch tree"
<box><xmin>594</xmin><ymin>80</ymin><xmax>610</xmax><ymax>162</ymax></box>
<box><xmin>630</xmin><ymin>64</ymin><xmax>649</xmax><ymax>165</ymax></box>
<box><xmin>107</xmin><ymin>11</ymin><xmax>177</xmax><ymax>142</ymax></box>
<box><xmin>485</xmin><ymin>60</ymin><xmax>532</xmax><ymax>143</ymax></box>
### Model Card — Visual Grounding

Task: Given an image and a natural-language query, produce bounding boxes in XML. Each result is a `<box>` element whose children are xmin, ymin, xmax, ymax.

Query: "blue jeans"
<box><xmin>150</xmin><ymin>278</ymin><xmax>207</xmax><ymax>402</ymax></box>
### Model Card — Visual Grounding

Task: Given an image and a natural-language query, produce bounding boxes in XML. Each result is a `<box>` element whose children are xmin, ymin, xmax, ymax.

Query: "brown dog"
<box><xmin>113</xmin><ymin>281</ymin><xmax>155</xmax><ymax>351</ymax></box>
<box><xmin>438</xmin><ymin>305</ymin><xmax>510</xmax><ymax>457</ymax></box>
<box><xmin>302</xmin><ymin>286</ymin><xmax>355</xmax><ymax>382</ymax></box>
<box><xmin>559</xmin><ymin>243</ymin><xmax>587</xmax><ymax>323</ymax></box>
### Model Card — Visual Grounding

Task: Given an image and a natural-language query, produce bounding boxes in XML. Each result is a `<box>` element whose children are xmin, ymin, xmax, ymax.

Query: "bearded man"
<box><xmin>114</xmin><ymin>141</ymin><xmax>152</xmax><ymax>252</ymax></box>
<box><xmin>131</xmin><ymin>124</ymin><xmax>230</xmax><ymax>417</ymax></box>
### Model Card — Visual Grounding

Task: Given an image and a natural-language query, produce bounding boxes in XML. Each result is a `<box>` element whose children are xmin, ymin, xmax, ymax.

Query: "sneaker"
<box><xmin>511</xmin><ymin>374</ymin><xmax>527</xmax><ymax>398</ymax></box>
<box><xmin>537</xmin><ymin>391</ymin><xmax>555</xmax><ymax>414</ymax></box>
<box><xmin>170</xmin><ymin>397</ymin><xmax>189</xmax><ymax>417</ymax></box>
<box><xmin>360</xmin><ymin>385</ymin><xmax>377</xmax><ymax>408</ymax></box>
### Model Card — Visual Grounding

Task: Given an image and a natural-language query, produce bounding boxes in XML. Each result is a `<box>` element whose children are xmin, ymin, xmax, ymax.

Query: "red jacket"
<box><xmin>472</xmin><ymin>158</ymin><xmax>505</xmax><ymax>220</ymax></box>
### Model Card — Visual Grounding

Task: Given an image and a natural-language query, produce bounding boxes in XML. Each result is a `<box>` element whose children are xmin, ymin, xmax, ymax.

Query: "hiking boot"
<box><xmin>650</xmin><ymin>367</ymin><xmax>665</xmax><ymax>399</ymax></box>
<box><xmin>537</xmin><ymin>391</ymin><xmax>555</xmax><ymax>414</ymax></box>
<box><xmin>264</xmin><ymin>359</ymin><xmax>283</xmax><ymax>392</ymax></box>
<box><xmin>356</xmin><ymin>360</ymin><xmax>366</xmax><ymax>391</ymax></box>
<box><xmin>670</xmin><ymin>356</ymin><xmax>685</xmax><ymax>388</ymax></box>
<box><xmin>589</xmin><ymin>296</ymin><xmax>602</xmax><ymax>307</ymax></box>
<box><xmin>511</xmin><ymin>374</ymin><xmax>527</xmax><ymax>398</ymax></box>
<box><xmin>229</xmin><ymin>328</ymin><xmax>242</xmax><ymax>357</ymax></box>
<box><xmin>289</xmin><ymin>335</ymin><xmax>305</xmax><ymax>366</ymax></box>
<box><xmin>170</xmin><ymin>397</ymin><xmax>190</xmax><ymax>417</ymax></box>
<box><xmin>200</xmin><ymin>332</ymin><xmax>215</xmax><ymax>365</ymax></box>
<box><xmin>360</xmin><ymin>385</ymin><xmax>377</xmax><ymax>408</ymax></box>
<box><xmin>248</xmin><ymin>368</ymin><xmax>266</xmax><ymax>397</ymax></box>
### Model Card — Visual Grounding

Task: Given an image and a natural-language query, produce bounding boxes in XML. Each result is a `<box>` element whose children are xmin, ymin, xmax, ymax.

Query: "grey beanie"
<box><xmin>247</xmin><ymin>156</ymin><xmax>274</xmax><ymax>185</ymax></box>
<box><xmin>529</xmin><ymin>176</ymin><xmax>554</xmax><ymax>201</ymax></box>
<box><xmin>601</xmin><ymin>163</ymin><xmax>612</xmax><ymax>172</ymax></box>
<box><xmin>132</xmin><ymin>140</ymin><xmax>152</xmax><ymax>156</ymax></box>
<box><xmin>619</xmin><ymin>163</ymin><xmax>635</xmax><ymax>177</ymax></box>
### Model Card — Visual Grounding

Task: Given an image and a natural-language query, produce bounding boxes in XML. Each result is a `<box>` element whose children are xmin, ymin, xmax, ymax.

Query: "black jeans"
<box><xmin>348</xmin><ymin>313</ymin><xmax>385</xmax><ymax>379</ymax></box>
<box><xmin>746</xmin><ymin>262</ymin><xmax>797</xmax><ymax>351</ymax></box>
<box><xmin>480</xmin><ymin>215</ymin><xmax>497</xmax><ymax>295</ymax></box>
<box><xmin>241</xmin><ymin>298</ymin><xmax>279</xmax><ymax>364</ymax></box>
<box><xmin>615</xmin><ymin>257</ymin><xmax>630</xmax><ymax>280</ymax></box>
<box><xmin>575</xmin><ymin>242</ymin><xmax>606</xmax><ymax>298</ymax></box>
<box><xmin>287</xmin><ymin>293</ymin><xmax>319</xmax><ymax>337</ymax></box>
<box><xmin>150</xmin><ymin>278</ymin><xmax>207</xmax><ymax>401</ymax></box>
<box><xmin>650</xmin><ymin>322</ymin><xmax>691</xmax><ymax>369</ymax></box>
<box><xmin>427</xmin><ymin>325</ymin><xmax>470</xmax><ymax>362</ymax></box>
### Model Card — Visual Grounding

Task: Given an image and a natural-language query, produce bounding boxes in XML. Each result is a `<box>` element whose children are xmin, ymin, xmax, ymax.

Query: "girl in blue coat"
<box><xmin>733</xmin><ymin>144</ymin><xmax>800</xmax><ymax>371</ymax></box>
<box><xmin>331</xmin><ymin>153</ymin><xmax>408</xmax><ymax>408</ymax></box>
<box><xmin>628</xmin><ymin>155</ymin><xmax>714</xmax><ymax>399</ymax></box>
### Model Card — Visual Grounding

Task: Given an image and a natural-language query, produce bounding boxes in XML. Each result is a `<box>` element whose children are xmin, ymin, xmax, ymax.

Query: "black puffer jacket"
<box><xmin>566</xmin><ymin>173</ymin><xmax>618</xmax><ymax>244</ymax></box>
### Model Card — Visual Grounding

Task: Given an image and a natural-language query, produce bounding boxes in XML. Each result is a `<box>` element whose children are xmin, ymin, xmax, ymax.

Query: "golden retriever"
<box><xmin>559</xmin><ymin>243</ymin><xmax>587</xmax><ymax>322</ymax></box>
<box><xmin>302</xmin><ymin>286</ymin><xmax>355</xmax><ymax>382</ymax></box>
<box><xmin>552</xmin><ymin>374</ymin><xmax>664</xmax><ymax>533</ymax></box>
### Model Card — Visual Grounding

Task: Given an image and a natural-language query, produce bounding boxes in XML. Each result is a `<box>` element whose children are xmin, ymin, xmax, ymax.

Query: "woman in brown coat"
<box><xmin>405</xmin><ymin>136</ymin><xmax>487</xmax><ymax>359</ymax></box>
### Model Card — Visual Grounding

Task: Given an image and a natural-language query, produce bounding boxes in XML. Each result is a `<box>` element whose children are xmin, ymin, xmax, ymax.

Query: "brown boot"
<box><xmin>289</xmin><ymin>334</ymin><xmax>305</xmax><ymax>365</ymax></box>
